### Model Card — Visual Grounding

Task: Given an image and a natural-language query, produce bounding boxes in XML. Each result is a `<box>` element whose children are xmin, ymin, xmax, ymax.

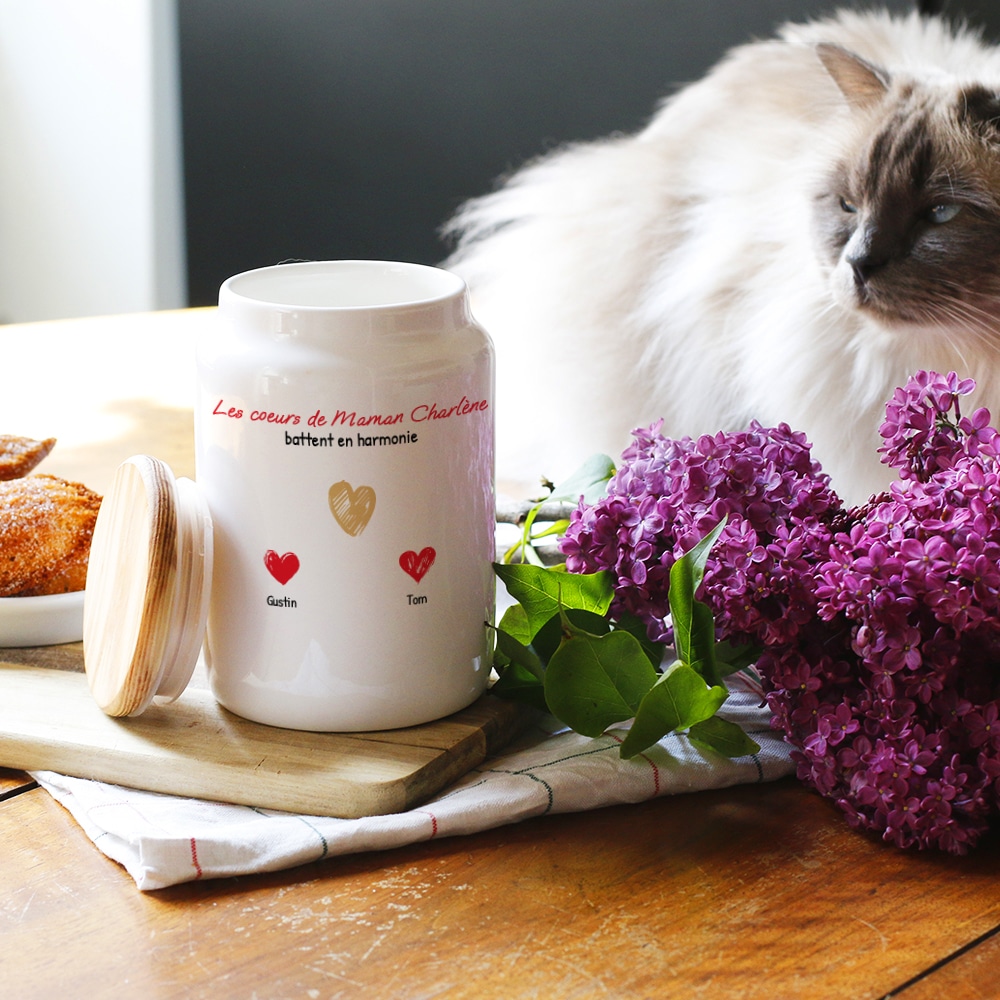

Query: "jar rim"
<box><xmin>221</xmin><ymin>260</ymin><xmax>467</xmax><ymax>312</ymax></box>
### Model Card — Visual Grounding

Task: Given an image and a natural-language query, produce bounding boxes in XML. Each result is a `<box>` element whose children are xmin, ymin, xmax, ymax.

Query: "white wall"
<box><xmin>0</xmin><ymin>0</ymin><xmax>186</xmax><ymax>322</ymax></box>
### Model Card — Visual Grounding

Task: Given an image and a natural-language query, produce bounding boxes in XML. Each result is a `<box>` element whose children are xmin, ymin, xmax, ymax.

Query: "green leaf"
<box><xmin>528</xmin><ymin>519</ymin><xmax>570</xmax><ymax>540</ymax></box>
<box><xmin>669</xmin><ymin>518</ymin><xmax>727</xmax><ymax>671</ymax></box>
<box><xmin>612</xmin><ymin>611</ymin><xmax>666</xmax><ymax>668</ymax></box>
<box><xmin>715</xmin><ymin>640</ymin><xmax>762</xmax><ymax>675</ymax></box>
<box><xmin>544</xmin><ymin>631</ymin><xmax>658</xmax><ymax>738</ymax></box>
<box><xmin>532</xmin><ymin>608</ymin><xmax>610</xmax><ymax>664</ymax></box>
<box><xmin>507</xmin><ymin>456</ymin><xmax>613</xmax><ymax>564</ymax></box>
<box><xmin>492</xmin><ymin>625</ymin><xmax>546</xmax><ymax>680</ymax></box>
<box><xmin>497</xmin><ymin>602</ymin><xmax>533</xmax><ymax>645</ymax></box>
<box><xmin>494</xmin><ymin>562</ymin><xmax>613</xmax><ymax>634</ymax></box>
<box><xmin>491</xmin><ymin>661</ymin><xmax>548</xmax><ymax>711</ymax></box>
<box><xmin>558</xmin><ymin>607</ymin><xmax>613</xmax><ymax>639</ymax></box>
<box><xmin>513</xmin><ymin>503</ymin><xmax>547</xmax><ymax>566</ymax></box>
<box><xmin>687</xmin><ymin>716</ymin><xmax>761</xmax><ymax>758</ymax></box>
<box><xmin>689</xmin><ymin>599</ymin><xmax>721</xmax><ymax>685</ymax></box>
<box><xmin>618</xmin><ymin>663</ymin><xmax>728</xmax><ymax>759</ymax></box>
<box><xmin>504</xmin><ymin>536</ymin><xmax>547</xmax><ymax>566</ymax></box>
<box><xmin>545</xmin><ymin>454</ymin><xmax>616</xmax><ymax>505</ymax></box>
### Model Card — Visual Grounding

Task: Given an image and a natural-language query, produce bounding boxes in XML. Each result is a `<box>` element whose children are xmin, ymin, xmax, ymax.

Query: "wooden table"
<box><xmin>2</xmin><ymin>310</ymin><xmax>999</xmax><ymax>999</ymax></box>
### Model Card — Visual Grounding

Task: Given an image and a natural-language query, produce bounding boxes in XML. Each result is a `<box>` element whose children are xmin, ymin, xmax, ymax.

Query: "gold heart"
<box><xmin>328</xmin><ymin>480</ymin><xmax>376</xmax><ymax>536</ymax></box>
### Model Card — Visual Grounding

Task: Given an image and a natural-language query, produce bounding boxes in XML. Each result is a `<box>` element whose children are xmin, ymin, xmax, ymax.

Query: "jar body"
<box><xmin>195</xmin><ymin>261</ymin><xmax>494</xmax><ymax>731</ymax></box>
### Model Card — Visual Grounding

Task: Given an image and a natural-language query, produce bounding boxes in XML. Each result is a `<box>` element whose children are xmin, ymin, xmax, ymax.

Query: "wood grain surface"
<box><xmin>2</xmin><ymin>776</ymin><xmax>999</xmax><ymax>1000</ymax></box>
<box><xmin>0</xmin><ymin>656</ymin><xmax>525</xmax><ymax>817</ymax></box>
<box><xmin>0</xmin><ymin>767</ymin><xmax>34</xmax><ymax>799</ymax></box>
<box><xmin>892</xmin><ymin>930</ymin><xmax>1000</xmax><ymax>1000</ymax></box>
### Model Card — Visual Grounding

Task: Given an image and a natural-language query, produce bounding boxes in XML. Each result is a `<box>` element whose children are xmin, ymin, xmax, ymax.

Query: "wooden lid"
<box><xmin>83</xmin><ymin>456</ymin><xmax>213</xmax><ymax>717</ymax></box>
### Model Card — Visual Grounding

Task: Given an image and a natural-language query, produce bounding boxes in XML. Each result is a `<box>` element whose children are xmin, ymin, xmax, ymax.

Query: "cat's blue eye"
<box><xmin>839</xmin><ymin>197</ymin><xmax>858</xmax><ymax>214</ymax></box>
<box><xmin>928</xmin><ymin>204</ymin><xmax>962</xmax><ymax>224</ymax></box>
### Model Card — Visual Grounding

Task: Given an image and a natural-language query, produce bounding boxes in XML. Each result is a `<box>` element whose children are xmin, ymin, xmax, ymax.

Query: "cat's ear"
<box><xmin>816</xmin><ymin>43</ymin><xmax>890</xmax><ymax>111</ymax></box>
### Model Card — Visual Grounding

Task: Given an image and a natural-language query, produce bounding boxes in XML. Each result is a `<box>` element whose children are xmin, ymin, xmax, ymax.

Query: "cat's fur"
<box><xmin>444</xmin><ymin>9</ymin><xmax>1000</xmax><ymax>505</ymax></box>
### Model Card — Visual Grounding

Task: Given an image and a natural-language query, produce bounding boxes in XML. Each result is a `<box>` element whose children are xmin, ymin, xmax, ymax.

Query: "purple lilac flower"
<box><xmin>560</xmin><ymin>371</ymin><xmax>1000</xmax><ymax>854</ymax></box>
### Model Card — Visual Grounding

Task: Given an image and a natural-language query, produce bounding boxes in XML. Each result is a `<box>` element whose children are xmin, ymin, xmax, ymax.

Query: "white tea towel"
<box><xmin>32</xmin><ymin>673</ymin><xmax>792</xmax><ymax>891</ymax></box>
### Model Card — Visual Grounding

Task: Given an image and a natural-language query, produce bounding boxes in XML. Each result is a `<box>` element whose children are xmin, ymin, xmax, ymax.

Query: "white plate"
<box><xmin>0</xmin><ymin>590</ymin><xmax>85</xmax><ymax>647</ymax></box>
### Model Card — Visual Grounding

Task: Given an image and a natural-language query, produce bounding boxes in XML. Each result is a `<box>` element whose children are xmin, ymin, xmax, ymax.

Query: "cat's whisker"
<box><xmin>933</xmin><ymin>293</ymin><xmax>1000</xmax><ymax>343</ymax></box>
<box><xmin>924</xmin><ymin>302</ymin><xmax>987</xmax><ymax>341</ymax></box>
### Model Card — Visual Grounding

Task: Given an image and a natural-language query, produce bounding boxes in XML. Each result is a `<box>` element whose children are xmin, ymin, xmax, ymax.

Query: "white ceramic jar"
<box><xmin>194</xmin><ymin>260</ymin><xmax>495</xmax><ymax>731</ymax></box>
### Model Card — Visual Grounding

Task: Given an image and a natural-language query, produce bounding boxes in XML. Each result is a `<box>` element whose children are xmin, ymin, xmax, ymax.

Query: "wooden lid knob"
<box><xmin>83</xmin><ymin>456</ymin><xmax>213</xmax><ymax>716</ymax></box>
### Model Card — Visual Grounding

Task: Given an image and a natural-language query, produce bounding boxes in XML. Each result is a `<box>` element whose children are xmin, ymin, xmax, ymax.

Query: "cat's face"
<box><xmin>814</xmin><ymin>55</ymin><xmax>1000</xmax><ymax>341</ymax></box>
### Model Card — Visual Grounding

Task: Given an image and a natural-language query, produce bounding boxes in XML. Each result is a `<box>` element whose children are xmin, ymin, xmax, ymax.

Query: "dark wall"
<box><xmin>179</xmin><ymin>0</ymin><xmax>925</xmax><ymax>306</ymax></box>
<box><xmin>924</xmin><ymin>0</ymin><xmax>1000</xmax><ymax>29</ymax></box>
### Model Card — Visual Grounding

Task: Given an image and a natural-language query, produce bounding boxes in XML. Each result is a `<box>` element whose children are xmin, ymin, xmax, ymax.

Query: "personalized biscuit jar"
<box><xmin>83</xmin><ymin>261</ymin><xmax>494</xmax><ymax>731</ymax></box>
<box><xmin>187</xmin><ymin>260</ymin><xmax>495</xmax><ymax>731</ymax></box>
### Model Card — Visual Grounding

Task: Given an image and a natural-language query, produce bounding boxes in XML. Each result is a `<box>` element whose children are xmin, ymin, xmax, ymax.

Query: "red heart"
<box><xmin>399</xmin><ymin>547</ymin><xmax>436</xmax><ymax>583</ymax></box>
<box><xmin>264</xmin><ymin>550</ymin><xmax>300</xmax><ymax>585</ymax></box>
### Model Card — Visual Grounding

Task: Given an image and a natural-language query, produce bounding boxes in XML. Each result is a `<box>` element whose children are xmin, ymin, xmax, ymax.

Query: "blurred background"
<box><xmin>0</xmin><ymin>0</ymin><xmax>996</xmax><ymax>322</ymax></box>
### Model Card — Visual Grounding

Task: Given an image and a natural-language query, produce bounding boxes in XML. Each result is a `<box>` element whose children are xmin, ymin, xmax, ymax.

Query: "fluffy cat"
<box><xmin>444</xmin><ymin>9</ymin><xmax>1000</xmax><ymax>505</ymax></box>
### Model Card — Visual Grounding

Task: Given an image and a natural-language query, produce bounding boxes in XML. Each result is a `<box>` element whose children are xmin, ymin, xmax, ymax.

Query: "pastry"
<box><xmin>0</xmin><ymin>474</ymin><xmax>102</xmax><ymax>596</ymax></box>
<box><xmin>0</xmin><ymin>435</ymin><xmax>56</xmax><ymax>481</ymax></box>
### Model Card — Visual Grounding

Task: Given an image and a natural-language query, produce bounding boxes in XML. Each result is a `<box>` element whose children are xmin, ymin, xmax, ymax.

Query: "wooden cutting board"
<box><xmin>0</xmin><ymin>644</ymin><xmax>526</xmax><ymax>818</ymax></box>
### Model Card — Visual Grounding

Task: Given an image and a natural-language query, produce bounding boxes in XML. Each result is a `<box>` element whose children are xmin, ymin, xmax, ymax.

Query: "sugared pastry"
<box><xmin>0</xmin><ymin>474</ymin><xmax>102</xmax><ymax>596</ymax></box>
<box><xmin>0</xmin><ymin>435</ymin><xmax>57</xmax><ymax>481</ymax></box>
